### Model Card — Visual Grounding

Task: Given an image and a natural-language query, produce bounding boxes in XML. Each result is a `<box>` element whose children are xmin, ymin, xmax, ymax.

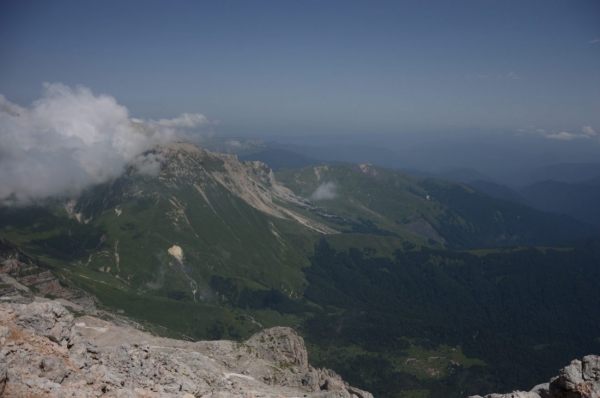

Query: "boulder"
<box><xmin>13</xmin><ymin>301</ymin><xmax>74</xmax><ymax>344</ymax></box>
<box><xmin>246</xmin><ymin>326</ymin><xmax>309</xmax><ymax>371</ymax></box>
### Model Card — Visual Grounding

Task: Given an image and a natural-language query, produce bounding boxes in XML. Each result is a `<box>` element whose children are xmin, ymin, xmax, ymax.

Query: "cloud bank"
<box><xmin>546</xmin><ymin>126</ymin><xmax>596</xmax><ymax>141</ymax></box>
<box><xmin>0</xmin><ymin>83</ymin><xmax>211</xmax><ymax>205</ymax></box>
<box><xmin>517</xmin><ymin>126</ymin><xmax>597</xmax><ymax>141</ymax></box>
<box><xmin>311</xmin><ymin>182</ymin><xmax>337</xmax><ymax>200</ymax></box>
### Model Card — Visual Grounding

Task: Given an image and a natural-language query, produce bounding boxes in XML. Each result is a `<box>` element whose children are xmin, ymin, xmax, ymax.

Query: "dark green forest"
<box><xmin>297</xmin><ymin>239</ymin><xmax>600</xmax><ymax>397</ymax></box>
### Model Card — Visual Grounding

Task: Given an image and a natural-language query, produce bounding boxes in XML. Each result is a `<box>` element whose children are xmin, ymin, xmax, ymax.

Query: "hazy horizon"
<box><xmin>1</xmin><ymin>0</ymin><xmax>600</xmax><ymax>202</ymax></box>
<box><xmin>2</xmin><ymin>0</ymin><xmax>599</xmax><ymax>137</ymax></box>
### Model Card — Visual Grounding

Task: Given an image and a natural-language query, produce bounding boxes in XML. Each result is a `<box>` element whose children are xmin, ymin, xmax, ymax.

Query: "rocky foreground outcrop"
<box><xmin>0</xmin><ymin>300</ymin><xmax>373</xmax><ymax>398</ymax></box>
<box><xmin>470</xmin><ymin>355</ymin><xmax>600</xmax><ymax>398</ymax></box>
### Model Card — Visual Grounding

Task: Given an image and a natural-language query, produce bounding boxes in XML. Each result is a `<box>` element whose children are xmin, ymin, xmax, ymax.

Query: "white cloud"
<box><xmin>311</xmin><ymin>182</ymin><xmax>336</xmax><ymax>200</ymax></box>
<box><xmin>225</xmin><ymin>140</ymin><xmax>242</xmax><ymax>147</ymax></box>
<box><xmin>0</xmin><ymin>83</ymin><xmax>212</xmax><ymax>205</ymax></box>
<box><xmin>154</xmin><ymin>113</ymin><xmax>209</xmax><ymax>129</ymax></box>
<box><xmin>589</xmin><ymin>39</ymin><xmax>600</xmax><ymax>44</ymax></box>
<box><xmin>582</xmin><ymin>126</ymin><xmax>596</xmax><ymax>136</ymax></box>
<box><xmin>130</xmin><ymin>153</ymin><xmax>166</xmax><ymax>176</ymax></box>
<box><xmin>545</xmin><ymin>131</ymin><xmax>579</xmax><ymax>140</ymax></box>
<box><xmin>544</xmin><ymin>127</ymin><xmax>596</xmax><ymax>141</ymax></box>
<box><xmin>517</xmin><ymin>125</ymin><xmax>597</xmax><ymax>141</ymax></box>
<box><xmin>507</xmin><ymin>71</ymin><xmax>519</xmax><ymax>80</ymax></box>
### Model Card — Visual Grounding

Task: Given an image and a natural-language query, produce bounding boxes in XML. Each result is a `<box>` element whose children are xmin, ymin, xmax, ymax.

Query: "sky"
<box><xmin>1</xmin><ymin>0</ymin><xmax>599</xmax><ymax>138</ymax></box>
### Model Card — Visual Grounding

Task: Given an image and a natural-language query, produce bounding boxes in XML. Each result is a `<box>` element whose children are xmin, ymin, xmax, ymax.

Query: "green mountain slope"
<box><xmin>275</xmin><ymin>163</ymin><xmax>598</xmax><ymax>248</ymax></box>
<box><xmin>0</xmin><ymin>143</ymin><xmax>332</xmax><ymax>333</ymax></box>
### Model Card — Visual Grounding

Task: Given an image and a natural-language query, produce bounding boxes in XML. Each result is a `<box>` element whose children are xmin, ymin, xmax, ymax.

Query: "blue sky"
<box><xmin>1</xmin><ymin>0</ymin><xmax>599</xmax><ymax>137</ymax></box>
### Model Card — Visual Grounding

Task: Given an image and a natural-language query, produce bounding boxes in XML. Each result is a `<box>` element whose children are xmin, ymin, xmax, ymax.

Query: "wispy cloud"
<box><xmin>543</xmin><ymin>127</ymin><xmax>597</xmax><ymax>140</ymax></box>
<box><xmin>152</xmin><ymin>113</ymin><xmax>209</xmax><ymax>129</ymax></box>
<box><xmin>0</xmin><ymin>83</ymin><xmax>212</xmax><ymax>205</ymax></box>
<box><xmin>517</xmin><ymin>126</ymin><xmax>596</xmax><ymax>141</ymax></box>
<box><xmin>582</xmin><ymin>126</ymin><xmax>596</xmax><ymax>136</ymax></box>
<box><xmin>506</xmin><ymin>71</ymin><xmax>519</xmax><ymax>80</ymax></box>
<box><xmin>225</xmin><ymin>140</ymin><xmax>242</xmax><ymax>147</ymax></box>
<box><xmin>311</xmin><ymin>182</ymin><xmax>337</xmax><ymax>200</ymax></box>
<box><xmin>545</xmin><ymin>131</ymin><xmax>579</xmax><ymax>140</ymax></box>
<box><xmin>589</xmin><ymin>39</ymin><xmax>600</xmax><ymax>44</ymax></box>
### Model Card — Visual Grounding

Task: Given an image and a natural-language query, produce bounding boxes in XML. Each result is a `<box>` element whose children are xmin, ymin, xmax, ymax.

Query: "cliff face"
<box><xmin>470</xmin><ymin>356</ymin><xmax>600</xmax><ymax>398</ymax></box>
<box><xmin>0</xmin><ymin>300</ymin><xmax>373</xmax><ymax>398</ymax></box>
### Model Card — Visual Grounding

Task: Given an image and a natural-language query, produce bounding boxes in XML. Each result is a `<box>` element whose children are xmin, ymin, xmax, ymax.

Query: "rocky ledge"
<box><xmin>470</xmin><ymin>355</ymin><xmax>600</xmax><ymax>398</ymax></box>
<box><xmin>0</xmin><ymin>300</ymin><xmax>373</xmax><ymax>398</ymax></box>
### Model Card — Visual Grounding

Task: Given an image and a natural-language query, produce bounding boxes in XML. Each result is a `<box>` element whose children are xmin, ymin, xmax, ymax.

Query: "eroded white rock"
<box><xmin>167</xmin><ymin>245</ymin><xmax>183</xmax><ymax>262</ymax></box>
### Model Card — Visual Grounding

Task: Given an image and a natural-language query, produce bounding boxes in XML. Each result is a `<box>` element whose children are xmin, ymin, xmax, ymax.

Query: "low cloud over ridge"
<box><xmin>311</xmin><ymin>182</ymin><xmax>337</xmax><ymax>200</ymax></box>
<box><xmin>0</xmin><ymin>83</ymin><xmax>211</xmax><ymax>205</ymax></box>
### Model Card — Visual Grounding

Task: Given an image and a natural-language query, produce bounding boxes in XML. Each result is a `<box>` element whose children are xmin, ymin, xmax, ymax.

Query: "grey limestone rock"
<box><xmin>470</xmin><ymin>392</ymin><xmax>541</xmax><ymax>398</ymax></box>
<box><xmin>13</xmin><ymin>301</ymin><xmax>74</xmax><ymax>344</ymax></box>
<box><xmin>531</xmin><ymin>383</ymin><xmax>551</xmax><ymax>398</ymax></box>
<box><xmin>0</xmin><ymin>300</ymin><xmax>374</xmax><ymax>398</ymax></box>
<box><xmin>548</xmin><ymin>356</ymin><xmax>600</xmax><ymax>398</ymax></box>
<box><xmin>0</xmin><ymin>355</ymin><xmax>7</xmax><ymax>395</ymax></box>
<box><xmin>470</xmin><ymin>355</ymin><xmax>600</xmax><ymax>398</ymax></box>
<box><xmin>40</xmin><ymin>355</ymin><xmax>69</xmax><ymax>383</ymax></box>
<box><xmin>552</xmin><ymin>360</ymin><xmax>585</xmax><ymax>392</ymax></box>
<box><xmin>583</xmin><ymin>356</ymin><xmax>600</xmax><ymax>382</ymax></box>
<box><xmin>246</xmin><ymin>326</ymin><xmax>309</xmax><ymax>371</ymax></box>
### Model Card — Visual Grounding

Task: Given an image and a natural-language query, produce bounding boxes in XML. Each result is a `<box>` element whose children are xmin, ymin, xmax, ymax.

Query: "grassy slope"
<box><xmin>0</xmin><ymin>145</ymin><xmax>322</xmax><ymax>339</ymax></box>
<box><xmin>276</xmin><ymin>163</ymin><xmax>598</xmax><ymax>249</ymax></box>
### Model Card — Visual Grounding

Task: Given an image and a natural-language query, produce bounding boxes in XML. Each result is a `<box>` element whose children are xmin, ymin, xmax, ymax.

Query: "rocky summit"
<box><xmin>0</xmin><ymin>300</ymin><xmax>373</xmax><ymax>398</ymax></box>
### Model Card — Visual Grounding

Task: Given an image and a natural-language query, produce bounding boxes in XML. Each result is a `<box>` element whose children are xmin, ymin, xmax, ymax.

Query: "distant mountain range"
<box><xmin>266</xmin><ymin>141</ymin><xmax>402</xmax><ymax>169</ymax></box>
<box><xmin>502</xmin><ymin>162</ymin><xmax>600</xmax><ymax>186</ymax></box>
<box><xmin>275</xmin><ymin>162</ymin><xmax>597</xmax><ymax>248</ymax></box>
<box><xmin>465</xmin><ymin>177</ymin><xmax>600</xmax><ymax>227</ymax></box>
<box><xmin>467</xmin><ymin>179</ymin><xmax>529</xmax><ymax>205</ymax></box>
<box><xmin>238</xmin><ymin>147</ymin><xmax>324</xmax><ymax>171</ymax></box>
<box><xmin>518</xmin><ymin>179</ymin><xmax>600</xmax><ymax>227</ymax></box>
<box><xmin>235</xmin><ymin>139</ymin><xmax>600</xmax><ymax>228</ymax></box>
<box><xmin>258</xmin><ymin>132</ymin><xmax>600</xmax><ymax>183</ymax></box>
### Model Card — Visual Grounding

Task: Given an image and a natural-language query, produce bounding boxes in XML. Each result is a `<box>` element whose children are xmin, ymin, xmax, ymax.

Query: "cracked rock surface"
<box><xmin>0</xmin><ymin>300</ymin><xmax>373</xmax><ymax>398</ymax></box>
